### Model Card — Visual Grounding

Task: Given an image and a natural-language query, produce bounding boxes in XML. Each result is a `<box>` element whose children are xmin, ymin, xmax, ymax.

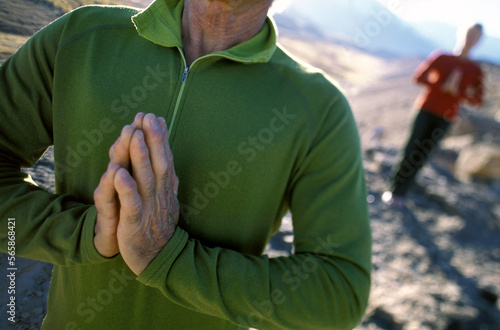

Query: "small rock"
<box><xmin>492</xmin><ymin>204</ymin><xmax>500</xmax><ymax>221</ymax></box>
<box><xmin>455</xmin><ymin>143</ymin><xmax>500</xmax><ymax>181</ymax></box>
<box><xmin>368</xmin><ymin>307</ymin><xmax>403</xmax><ymax>329</ymax></box>
<box><xmin>32</xmin><ymin>307</ymin><xmax>44</xmax><ymax>315</ymax></box>
<box><xmin>446</xmin><ymin>319</ymin><xmax>463</xmax><ymax>330</ymax></box>
<box><xmin>479</xmin><ymin>288</ymin><xmax>498</xmax><ymax>305</ymax></box>
<box><xmin>447</xmin><ymin>116</ymin><xmax>477</xmax><ymax>137</ymax></box>
<box><xmin>441</xmin><ymin>134</ymin><xmax>475</xmax><ymax>151</ymax></box>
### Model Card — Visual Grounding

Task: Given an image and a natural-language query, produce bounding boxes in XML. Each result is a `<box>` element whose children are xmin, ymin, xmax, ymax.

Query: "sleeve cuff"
<box><xmin>136</xmin><ymin>227</ymin><xmax>189</xmax><ymax>287</ymax></box>
<box><xmin>81</xmin><ymin>205</ymin><xmax>119</xmax><ymax>264</ymax></box>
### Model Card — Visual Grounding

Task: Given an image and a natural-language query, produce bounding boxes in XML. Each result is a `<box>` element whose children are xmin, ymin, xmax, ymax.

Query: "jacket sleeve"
<box><xmin>137</xmin><ymin>94</ymin><xmax>371</xmax><ymax>330</ymax></box>
<box><xmin>464</xmin><ymin>69</ymin><xmax>483</xmax><ymax>106</ymax></box>
<box><xmin>413</xmin><ymin>51</ymin><xmax>442</xmax><ymax>88</ymax></box>
<box><xmin>0</xmin><ymin>14</ymin><xmax>109</xmax><ymax>266</ymax></box>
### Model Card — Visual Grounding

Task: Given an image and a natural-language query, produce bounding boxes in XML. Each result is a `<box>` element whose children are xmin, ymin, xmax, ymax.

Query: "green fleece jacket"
<box><xmin>0</xmin><ymin>0</ymin><xmax>371</xmax><ymax>329</ymax></box>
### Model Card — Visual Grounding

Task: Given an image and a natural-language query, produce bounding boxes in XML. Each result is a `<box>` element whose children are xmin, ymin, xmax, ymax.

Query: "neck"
<box><xmin>181</xmin><ymin>0</ymin><xmax>272</xmax><ymax>66</ymax></box>
<box><xmin>456</xmin><ymin>41</ymin><xmax>478</xmax><ymax>59</ymax></box>
<box><xmin>457</xmin><ymin>46</ymin><xmax>471</xmax><ymax>59</ymax></box>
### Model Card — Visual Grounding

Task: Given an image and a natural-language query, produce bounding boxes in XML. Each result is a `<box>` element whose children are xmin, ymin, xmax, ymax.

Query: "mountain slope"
<box><xmin>0</xmin><ymin>0</ymin><xmax>146</xmax><ymax>36</ymax></box>
<box><xmin>0</xmin><ymin>0</ymin><xmax>149</xmax><ymax>61</ymax></box>
<box><xmin>411</xmin><ymin>20</ymin><xmax>500</xmax><ymax>65</ymax></box>
<box><xmin>276</xmin><ymin>0</ymin><xmax>438</xmax><ymax>58</ymax></box>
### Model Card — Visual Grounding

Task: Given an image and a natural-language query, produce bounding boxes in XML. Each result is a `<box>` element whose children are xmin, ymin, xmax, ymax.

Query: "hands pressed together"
<box><xmin>93</xmin><ymin>113</ymin><xmax>179</xmax><ymax>275</ymax></box>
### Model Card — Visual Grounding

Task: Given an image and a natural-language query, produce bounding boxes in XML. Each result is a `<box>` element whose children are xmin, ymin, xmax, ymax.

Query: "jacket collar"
<box><xmin>131</xmin><ymin>0</ymin><xmax>277</xmax><ymax>63</ymax></box>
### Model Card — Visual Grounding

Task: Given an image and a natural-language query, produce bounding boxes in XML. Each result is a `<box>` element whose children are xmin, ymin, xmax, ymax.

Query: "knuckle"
<box><xmin>93</xmin><ymin>187</ymin><xmax>102</xmax><ymax>201</ymax></box>
<box><xmin>167</xmin><ymin>152</ymin><xmax>174</xmax><ymax>165</ymax></box>
<box><xmin>150</xmin><ymin>129</ymin><xmax>163</xmax><ymax>143</ymax></box>
<box><xmin>122</xmin><ymin>125</ymin><xmax>133</xmax><ymax>135</ymax></box>
<box><xmin>109</xmin><ymin>145</ymin><xmax>115</xmax><ymax>159</ymax></box>
<box><xmin>123</xmin><ymin>201</ymin><xmax>142</xmax><ymax>219</ymax></box>
<box><xmin>115</xmin><ymin>170</ymin><xmax>134</xmax><ymax>192</ymax></box>
<box><xmin>129</xmin><ymin>199</ymin><xmax>142</xmax><ymax>213</ymax></box>
<box><xmin>157</xmin><ymin>160</ymin><xmax>169</xmax><ymax>175</ymax></box>
<box><xmin>137</xmin><ymin>148</ymin><xmax>150</xmax><ymax>163</ymax></box>
<box><xmin>131</xmin><ymin>143</ymin><xmax>150</xmax><ymax>163</ymax></box>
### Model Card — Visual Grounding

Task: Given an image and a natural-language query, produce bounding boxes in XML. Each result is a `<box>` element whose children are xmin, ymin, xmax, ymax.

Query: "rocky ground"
<box><xmin>1</xmin><ymin>2</ymin><xmax>500</xmax><ymax>329</ymax></box>
<box><xmin>345</xmin><ymin>48</ymin><xmax>500</xmax><ymax>329</ymax></box>
<box><xmin>360</xmin><ymin>145</ymin><xmax>500</xmax><ymax>330</ymax></box>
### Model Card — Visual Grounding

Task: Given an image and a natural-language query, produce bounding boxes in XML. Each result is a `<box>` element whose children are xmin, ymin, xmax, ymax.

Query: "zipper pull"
<box><xmin>182</xmin><ymin>67</ymin><xmax>190</xmax><ymax>82</ymax></box>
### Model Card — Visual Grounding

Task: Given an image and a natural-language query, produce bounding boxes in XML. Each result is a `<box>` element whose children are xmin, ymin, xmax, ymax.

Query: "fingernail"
<box><xmin>137</xmin><ymin>130</ymin><xmax>145</xmax><ymax>144</ymax></box>
<box><xmin>150</xmin><ymin>117</ymin><xmax>159</xmax><ymax>130</ymax></box>
<box><xmin>133</xmin><ymin>113</ymin><xmax>144</xmax><ymax>126</ymax></box>
<box><xmin>159</xmin><ymin>117</ymin><xmax>167</xmax><ymax>131</ymax></box>
<box><xmin>122</xmin><ymin>125</ymin><xmax>131</xmax><ymax>134</ymax></box>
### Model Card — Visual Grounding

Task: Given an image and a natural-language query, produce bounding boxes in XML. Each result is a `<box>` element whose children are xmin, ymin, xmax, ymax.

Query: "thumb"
<box><xmin>114</xmin><ymin>168</ymin><xmax>142</xmax><ymax>224</ymax></box>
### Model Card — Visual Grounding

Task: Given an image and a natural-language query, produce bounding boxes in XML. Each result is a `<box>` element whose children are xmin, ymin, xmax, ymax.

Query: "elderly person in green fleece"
<box><xmin>0</xmin><ymin>0</ymin><xmax>371</xmax><ymax>329</ymax></box>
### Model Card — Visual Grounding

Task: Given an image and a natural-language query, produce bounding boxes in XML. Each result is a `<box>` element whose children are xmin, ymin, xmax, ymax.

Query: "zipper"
<box><xmin>169</xmin><ymin>65</ymin><xmax>190</xmax><ymax>132</ymax></box>
<box><xmin>181</xmin><ymin>66</ymin><xmax>190</xmax><ymax>82</ymax></box>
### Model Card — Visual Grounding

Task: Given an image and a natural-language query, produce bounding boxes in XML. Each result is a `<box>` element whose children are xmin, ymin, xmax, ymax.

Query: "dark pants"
<box><xmin>391</xmin><ymin>110</ymin><xmax>451</xmax><ymax>197</ymax></box>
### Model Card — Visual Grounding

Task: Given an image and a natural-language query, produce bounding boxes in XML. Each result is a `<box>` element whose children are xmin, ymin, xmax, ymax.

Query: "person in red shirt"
<box><xmin>383</xmin><ymin>23</ymin><xmax>484</xmax><ymax>206</ymax></box>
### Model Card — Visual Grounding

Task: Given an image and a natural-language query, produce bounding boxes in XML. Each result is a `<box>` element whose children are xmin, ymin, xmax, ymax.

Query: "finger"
<box><xmin>129</xmin><ymin>130</ymin><xmax>155</xmax><ymax>199</ymax></box>
<box><xmin>132</xmin><ymin>112</ymin><xmax>145</xmax><ymax>130</ymax></box>
<box><xmin>109</xmin><ymin>125</ymin><xmax>135</xmax><ymax>168</ymax></box>
<box><xmin>158</xmin><ymin>116</ymin><xmax>169</xmax><ymax>144</ymax></box>
<box><xmin>142</xmin><ymin>114</ymin><xmax>170</xmax><ymax>195</ymax></box>
<box><xmin>114</xmin><ymin>168</ymin><xmax>142</xmax><ymax>224</ymax></box>
<box><xmin>158</xmin><ymin>117</ymin><xmax>173</xmax><ymax>160</ymax></box>
<box><xmin>159</xmin><ymin>117</ymin><xmax>179</xmax><ymax>195</ymax></box>
<box><xmin>94</xmin><ymin>163</ymin><xmax>121</xmax><ymax>257</ymax></box>
<box><xmin>94</xmin><ymin>162</ymin><xmax>121</xmax><ymax>219</ymax></box>
<box><xmin>109</xmin><ymin>113</ymin><xmax>145</xmax><ymax>168</ymax></box>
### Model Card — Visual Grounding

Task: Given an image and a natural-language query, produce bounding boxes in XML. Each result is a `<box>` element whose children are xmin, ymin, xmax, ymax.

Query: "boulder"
<box><xmin>455</xmin><ymin>143</ymin><xmax>500</xmax><ymax>181</ymax></box>
<box><xmin>447</xmin><ymin>116</ymin><xmax>477</xmax><ymax>137</ymax></box>
<box><xmin>441</xmin><ymin>134</ymin><xmax>475</xmax><ymax>151</ymax></box>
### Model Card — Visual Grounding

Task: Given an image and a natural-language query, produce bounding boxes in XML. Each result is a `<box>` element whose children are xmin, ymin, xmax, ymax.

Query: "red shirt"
<box><xmin>413</xmin><ymin>51</ymin><xmax>483</xmax><ymax>121</ymax></box>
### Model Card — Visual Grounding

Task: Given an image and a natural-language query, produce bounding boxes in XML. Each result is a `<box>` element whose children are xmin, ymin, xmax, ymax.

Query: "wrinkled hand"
<box><xmin>93</xmin><ymin>113</ymin><xmax>146</xmax><ymax>258</ymax></box>
<box><xmin>94</xmin><ymin>113</ymin><xmax>179</xmax><ymax>274</ymax></box>
<box><xmin>114</xmin><ymin>114</ymin><xmax>179</xmax><ymax>275</ymax></box>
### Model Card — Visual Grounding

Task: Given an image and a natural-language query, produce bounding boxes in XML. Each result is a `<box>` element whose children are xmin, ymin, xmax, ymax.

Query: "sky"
<box><xmin>377</xmin><ymin>0</ymin><xmax>500</xmax><ymax>38</ymax></box>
